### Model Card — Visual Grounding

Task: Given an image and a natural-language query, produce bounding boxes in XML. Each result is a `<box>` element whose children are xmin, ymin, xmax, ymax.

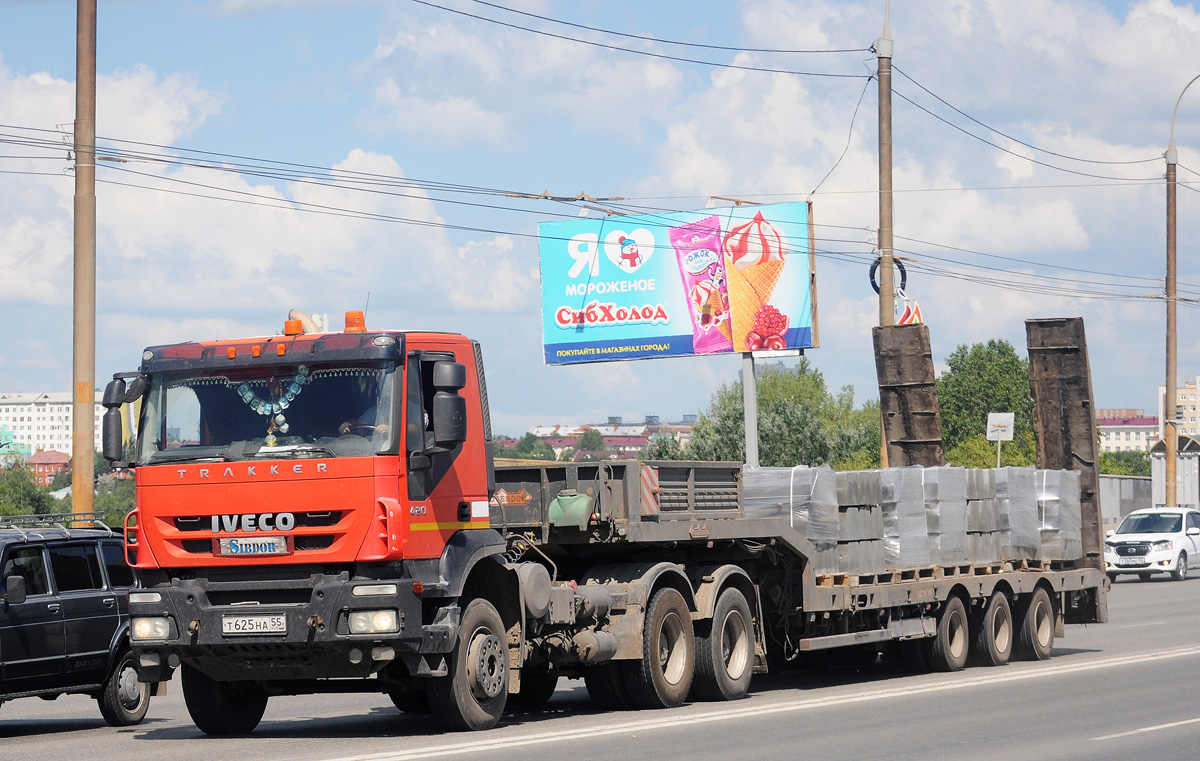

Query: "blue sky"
<box><xmin>1</xmin><ymin>0</ymin><xmax>1199</xmax><ymax>436</ymax></box>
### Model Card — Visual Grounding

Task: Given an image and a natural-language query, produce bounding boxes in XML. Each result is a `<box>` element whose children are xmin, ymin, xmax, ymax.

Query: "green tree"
<box><xmin>936</xmin><ymin>340</ymin><xmax>1033</xmax><ymax>451</ymax></box>
<box><xmin>95</xmin><ymin>478</ymin><xmax>136</xmax><ymax>527</ymax></box>
<box><xmin>499</xmin><ymin>433</ymin><xmax>556</xmax><ymax>461</ymax></box>
<box><xmin>0</xmin><ymin>465</ymin><xmax>59</xmax><ymax>516</ymax></box>
<box><xmin>576</xmin><ymin>429</ymin><xmax>605</xmax><ymax>452</ymax></box>
<box><xmin>684</xmin><ymin>359</ymin><xmax>880</xmax><ymax>468</ymax></box>
<box><xmin>1099</xmin><ymin>449</ymin><xmax>1150</xmax><ymax>477</ymax></box>
<box><xmin>944</xmin><ymin>431</ymin><xmax>1036</xmax><ymax>468</ymax></box>
<box><xmin>643</xmin><ymin>432</ymin><xmax>683</xmax><ymax>460</ymax></box>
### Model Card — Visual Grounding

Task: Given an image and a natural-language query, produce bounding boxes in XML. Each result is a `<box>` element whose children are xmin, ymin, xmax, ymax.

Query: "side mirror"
<box><xmin>432</xmin><ymin>392</ymin><xmax>467</xmax><ymax>446</ymax></box>
<box><xmin>102</xmin><ymin>408</ymin><xmax>127</xmax><ymax>464</ymax></box>
<box><xmin>431</xmin><ymin>361</ymin><xmax>466</xmax><ymax>391</ymax></box>
<box><xmin>5</xmin><ymin>575</ymin><xmax>26</xmax><ymax>606</ymax></box>
<box><xmin>1105</xmin><ymin>529</ymin><xmax>1115</xmax><ymax>538</ymax></box>
<box><xmin>1188</xmin><ymin>527</ymin><xmax>1200</xmax><ymax>537</ymax></box>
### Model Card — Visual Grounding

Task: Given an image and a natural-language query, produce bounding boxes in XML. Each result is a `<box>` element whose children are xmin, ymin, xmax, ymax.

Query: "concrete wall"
<box><xmin>1099</xmin><ymin>474</ymin><xmax>1153</xmax><ymax>524</ymax></box>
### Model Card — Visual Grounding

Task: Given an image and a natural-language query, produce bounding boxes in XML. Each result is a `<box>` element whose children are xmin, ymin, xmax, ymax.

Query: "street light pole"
<box><xmin>1165</xmin><ymin>74</ymin><xmax>1200</xmax><ymax>508</ymax></box>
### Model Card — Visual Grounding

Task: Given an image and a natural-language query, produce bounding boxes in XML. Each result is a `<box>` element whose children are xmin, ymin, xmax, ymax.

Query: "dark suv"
<box><xmin>0</xmin><ymin>513</ymin><xmax>150</xmax><ymax>725</ymax></box>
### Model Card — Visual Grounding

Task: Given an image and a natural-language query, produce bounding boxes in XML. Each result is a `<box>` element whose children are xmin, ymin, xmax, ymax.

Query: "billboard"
<box><xmin>539</xmin><ymin>202</ymin><xmax>814</xmax><ymax>365</ymax></box>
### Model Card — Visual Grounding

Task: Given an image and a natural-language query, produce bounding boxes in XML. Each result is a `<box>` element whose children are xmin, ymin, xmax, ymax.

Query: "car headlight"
<box><xmin>1103</xmin><ymin>543</ymin><xmax>1117</xmax><ymax>553</ymax></box>
<box><xmin>1153</xmin><ymin>540</ymin><xmax>1174</xmax><ymax>552</ymax></box>
<box><xmin>348</xmin><ymin>609</ymin><xmax>400</xmax><ymax>634</ymax></box>
<box><xmin>131</xmin><ymin>616</ymin><xmax>170</xmax><ymax>640</ymax></box>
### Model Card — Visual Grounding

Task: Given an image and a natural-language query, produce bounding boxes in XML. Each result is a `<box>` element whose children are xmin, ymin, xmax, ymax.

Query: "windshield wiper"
<box><xmin>248</xmin><ymin>444</ymin><xmax>338</xmax><ymax>459</ymax></box>
<box><xmin>147</xmin><ymin>451</ymin><xmax>232</xmax><ymax>465</ymax></box>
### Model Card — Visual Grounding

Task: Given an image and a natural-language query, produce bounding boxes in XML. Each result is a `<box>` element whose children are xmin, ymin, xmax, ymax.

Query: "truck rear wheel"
<box><xmin>970</xmin><ymin>592</ymin><xmax>1013</xmax><ymax>667</ymax></box>
<box><xmin>1014</xmin><ymin>588</ymin><xmax>1054</xmax><ymax>661</ymax></box>
<box><xmin>181</xmin><ymin>664</ymin><xmax>268</xmax><ymax>736</ymax></box>
<box><xmin>584</xmin><ymin>663</ymin><xmax>633</xmax><ymax>710</ymax></box>
<box><xmin>621</xmin><ymin>587</ymin><xmax>695</xmax><ymax>709</ymax></box>
<box><xmin>428</xmin><ymin>598</ymin><xmax>508</xmax><ymax>731</ymax></box>
<box><xmin>691</xmin><ymin>587</ymin><xmax>753</xmax><ymax>701</ymax></box>
<box><xmin>928</xmin><ymin>596</ymin><xmax>969</xmax><ymax>672</ymax></box>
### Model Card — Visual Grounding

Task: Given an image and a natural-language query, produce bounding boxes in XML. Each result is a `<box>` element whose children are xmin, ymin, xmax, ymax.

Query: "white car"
<box><xmin>1104</xmin><ymin>507</ymin><xmax>1200</xmax><ymax>582</ymax></box>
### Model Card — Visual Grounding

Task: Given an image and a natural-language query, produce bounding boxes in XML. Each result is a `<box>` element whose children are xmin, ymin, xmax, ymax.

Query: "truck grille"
<box><xmin>170</xmin><ymin>511</ymin><xmax>344</xmax><ymax>558</ymax></box>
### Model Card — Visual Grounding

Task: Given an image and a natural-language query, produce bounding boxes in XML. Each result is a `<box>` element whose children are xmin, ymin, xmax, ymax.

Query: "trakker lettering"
<box><xmin>211</xmin><ymin>513</ymin><xmax>296</xmax><ymax>533</ymax></box>
<box><xmin>179</xmin><ymin>462</ymin><xmax>328</xmax><ymax>479</ymax></box>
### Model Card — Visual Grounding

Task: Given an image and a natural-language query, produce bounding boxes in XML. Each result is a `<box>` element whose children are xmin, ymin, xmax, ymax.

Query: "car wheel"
<box><xmin>1106</xmin><ymin>572</ymin><xmax>1117</xmax><ymax>583</ymax></box>
<box><xmin>98</xmin><ymin>649</ymin><xmax>150</xmax><ymax>727</ymax></box>
<box><xmin>1171</xmin><ymin>552</ymin><xmax>1188</xmax><ymax>581</ymax></box>
<box><xmin>1138</xmin><ymin>572</ymin><xmax>1152</xmax><ymax>581</ymax></box>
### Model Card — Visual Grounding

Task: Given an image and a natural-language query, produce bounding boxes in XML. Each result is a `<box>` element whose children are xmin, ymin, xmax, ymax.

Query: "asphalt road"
<box><xmin>4</xmin><ymin>576</ymin><xmax>1199</xmax><ymax>761</ymax></box>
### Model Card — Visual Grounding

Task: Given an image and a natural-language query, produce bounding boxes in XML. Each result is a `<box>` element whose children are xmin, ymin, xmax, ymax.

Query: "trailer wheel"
<box><xmin>181</xmin><ymin>664</ymin><xmax>268</xmax><ymax>736</ymax></box>
<box><xmin>509</xmin><ymin>666</ymin><xmax>559</xmax><ymax>706</ymax></box>
<box><xmin>584</xmin><ymin>663</ymin><xmax>633</xmax><ymax>710</ymax></box>
<box><xmin>970</xmin><ymin>592</ymin><xmax>1013</xmax><ymax>667</ymax></box>
<box><xmin>691</xmin><ymin>587</ymin><xmax>753</xmax><ymax>701</ymax></box>
<box><xmin>621</xmin><ymin>587</ymin><xmax>695</xmax><ymax>709</ymax></box>
<box><xmin>1014</xmin><ymin>588</ymin><xmax>1054</xmax><ymax>661</ymax></box>
<box><xmin>928</xmin><ymin>596</ymin><xmax>969</xmax><ymax>672</ymax></box>
<box><xmin>428</xmin><ymin>598</ymin><xmax>508</xmax><ymax>731</ymax></box>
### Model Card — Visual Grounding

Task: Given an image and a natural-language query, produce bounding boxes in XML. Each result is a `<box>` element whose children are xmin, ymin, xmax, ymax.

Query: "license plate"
<box><xmin>1116</xmin><ymin>557</ymin><xmax>1146</xmax><ymax>566</ymax></box>
<box><xmin>215</xmin><ymin>536</ymin><xmax>291</xmax><ymax>557</ymax></box>
<box><xmin>222</xmin><ymin>614</ymin><xmax>287</xmax><ymax>636</ymax></box>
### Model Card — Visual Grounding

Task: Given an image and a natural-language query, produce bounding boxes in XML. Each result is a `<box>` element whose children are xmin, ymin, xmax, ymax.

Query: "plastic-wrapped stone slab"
<box><xmin>997</xmin><ymin>467</ymin><xmax>1039</xmax><ymax>561</ymax></box>
<box><xmin>1037</xmin><ymin>469</ymin><xmax>1083</xmax><ymax>560</ymax></box>
<box><xmin>969</xmin><ymin>531</ymin><xmax>1004</xmax><ymax>564</ymax></box>
<box><xmin>923</xmin><ymin>466</ymin><xmax>969</xmax><ymax>565</ymax></box>
<box><xmin>838</xmin><ymin>540</ymin><xmax>887</xmax><ymax>575</ymax></box>
<box><xmin>811</xmin><ymin>540</ymin><xmax>840</xmax><ymax>575</ymax></box>
<box><xmin>839</xmin><ymin>504</ymin><xmax>885</xmax><ymax>541</ymax></box>
<box><xmin>743</xmin><ymin>464</ymin><xmax>840</xmax><ymax>542</ymax></box>
<box><xmin>967</xmin><ymin>500</ymin><xmax>1002</xmax><ymax>532</ymax></box>
<box><xmin>881</xmin><ymin>466</ymin><xmax>931</xmax><ymax>570</ymax></box>
<box><xmin>836</xmin><ymin>470</ymin><xmax>883</xmax><ymax>507</ymax></box>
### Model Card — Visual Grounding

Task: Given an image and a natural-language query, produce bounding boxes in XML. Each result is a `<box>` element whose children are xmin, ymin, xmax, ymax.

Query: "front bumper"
<box><xmin>1103</xmin><ymin>550</ymin><xmax>1181</xmax><ymax>575</ymax></box>
<box><xmin>130</xmin><ymin>571</ymin><xmax>457</xmax><ymax>682</ymax></box>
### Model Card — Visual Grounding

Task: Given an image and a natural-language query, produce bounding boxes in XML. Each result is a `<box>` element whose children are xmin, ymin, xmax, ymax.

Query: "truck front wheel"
<box><xmin>181</xmin><ymin>664</ymin><xmax>268</xmax><ymax>735</ymax></box>
<box><xmin>428</xmin><ymin>598</ymin><xmax>508</xmax><ymax>731</ymax></box>
<box><xmin>691</xmin><ymin>587</ymin><xmax>753</xmax><ymax>701</ymax></box>
<box><xmin>622</xmin><ymin>587</ymin><xmax>695</xmax><ymax>709</ymax></box>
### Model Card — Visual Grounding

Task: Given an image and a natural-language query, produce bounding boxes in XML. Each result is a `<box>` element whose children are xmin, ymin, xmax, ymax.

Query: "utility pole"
<box><xmin>877</xmin><ymin>0</ymin><xmax>894</xmax><ymax>328</ymax></box>
<box><xmin>72</xmin><ymin>0</ymin><xmax>97</xmax><ymax>518</ymax></box>
<box><xmin>1164</xmin><ymin>74</ymin><xmax>1199</xmax><ymax>507</ymax></box>
<box><xmin>876</xmin><ymin>1</ymin><xmax>894</xmax><ymax>469</ymax></box>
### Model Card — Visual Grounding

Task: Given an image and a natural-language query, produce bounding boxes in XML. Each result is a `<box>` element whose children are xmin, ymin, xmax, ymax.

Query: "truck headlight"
<box><xmin>1152</xmin><ymin>540</ymin><xmax>1174</xmax><ymax>552</ymax></box>
<box><xmin>349</xmin><ymin>609</ymin><xmax>400</xmax><ymax>634</ymax></box>
<box><xmin>132</xmin><ymin>616</ymin><xmax>170</xmax><ymax>640</ymax></box>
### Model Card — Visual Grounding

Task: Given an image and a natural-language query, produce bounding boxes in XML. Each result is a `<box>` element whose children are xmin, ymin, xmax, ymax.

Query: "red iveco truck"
<box><xmin>102</xmin><ymin>312</ymin><xmax>1107</xmax><ymax>735</ymax></box>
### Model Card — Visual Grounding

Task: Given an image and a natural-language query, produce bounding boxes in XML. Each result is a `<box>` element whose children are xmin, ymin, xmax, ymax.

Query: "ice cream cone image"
<box><xmin>722</xmin><ymin>212</ymin><xmax>789</xmax><ymax>351</ymax></box>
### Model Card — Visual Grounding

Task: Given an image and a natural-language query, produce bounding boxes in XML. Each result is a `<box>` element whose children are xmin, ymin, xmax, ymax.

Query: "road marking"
<box><xmin>1117</xmin><ymin>622</ymin><xmax>1165</xmax><ymax>628</ymax></box>
<box><xmin>1093</xmin><ymin>716</ymin><xmax>1200</xmax><ymax>741</ymax></box>
<box><xmin>316</xmin><ymin>644</ymin><xmax>1200</xmax><ymax>761</ymax></box>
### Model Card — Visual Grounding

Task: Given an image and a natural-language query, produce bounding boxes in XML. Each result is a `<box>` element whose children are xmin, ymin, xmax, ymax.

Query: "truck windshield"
<box><xmin>1116</xmin><ymin>513</ymin><xmax>1182</xmax><ymax>535</ymax></box>
<box><xmin>137</xmin><ymin>362</ymin><xmax>397</xmax><ymax>465</ymax></box>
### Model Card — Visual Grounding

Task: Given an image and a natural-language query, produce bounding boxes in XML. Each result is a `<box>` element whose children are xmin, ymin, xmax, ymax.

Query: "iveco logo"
<box><xmin>211</xmin><ymin>513</ymin><xmax>296</xmax><ymax>533</ymax></box>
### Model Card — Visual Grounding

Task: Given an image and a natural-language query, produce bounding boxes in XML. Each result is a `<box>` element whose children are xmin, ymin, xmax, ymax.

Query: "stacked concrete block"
<box><xmin>1037</xmin><ymin>469</ymin><xmax>1083</xmax><ymax>560</ymax></box>
<box><xmin>996</xmin><ymin>467</ymin><xmax>1040</xmax><ymax>561</ymax></box>
<box><xmin>744</xmin><ymin>465</ymin><xmax>840</xmax><ymax>573</ymax></box>
<box><xmin>922</xmin><ymin>466</ymin><xmax>970</xmax><ymax>565</ymax></box>
<box><xmin>835</xmin><ymin>470</ymin><xmax>887</xmax><ymax>575</ymax></box>
<box><xmin>881</xmin><ymin>466</ymin><xmax>931</xmax><ymax>570</ymax></box>
<box><xmin>966</xmin><ymin>468</ymin><xmax>1006</xmax><ymax>564</ymax></box>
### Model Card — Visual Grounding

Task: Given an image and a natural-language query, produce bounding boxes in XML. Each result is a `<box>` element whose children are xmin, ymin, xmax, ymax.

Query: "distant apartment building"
<box><xmin>1095</xmin><ymin>408</ymin><xmax>1159</xmax><ymax>453</ymax></box>
<box><xmin>526</xmin><ymin>414</ymin><xmax>699</xmax><ymax>457</ymax></box>
<box><xmin>27</xmin><ymin>450</ymin><xmax>71</xmax><ymax>487</ymax></box>
<box><xmin>0</xmin><ymin>391</ymin><xmax>104</xmax><ymax>458</ymax></box>
<box><xmin>1158</xmin><ymin>378</ymin><xmax>1200</xmax><ymax>440</ymax></box>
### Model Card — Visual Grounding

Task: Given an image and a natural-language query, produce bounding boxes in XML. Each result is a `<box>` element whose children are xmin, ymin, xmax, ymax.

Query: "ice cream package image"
<box><xmin>722</xmin><ymin>211</ymin><xmax>790</xmax><ymax>351</ymax></box>
<box><xmin>669</xmin><ymin>215</ymin><xmax>734</xmax><ymax>355</ymax></box>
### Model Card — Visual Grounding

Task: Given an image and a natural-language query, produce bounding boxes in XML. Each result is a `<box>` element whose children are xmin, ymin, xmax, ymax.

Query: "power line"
<box><xmin>893</xmin><ymin>66</ymin><xmax>1161</xmax><ymax>166</ymax></box>
<box><xmin>463</xmin><ymin>0</ymin><xmax>870</xmax><ymax>54</ymax></box>
<box><xmin>809</xmin><ymin>75</ymin><xmax>873</xmax><ymax>197</ymax></box>
<box><xmin>891</xmin><ymin>87</ymin><xmax>1163</xmax><ymax>183</ymax></box>
<box><xmin>406</xmin><ymin>0</ymin><xmax>870</xmax><ymax>79</ymax></box>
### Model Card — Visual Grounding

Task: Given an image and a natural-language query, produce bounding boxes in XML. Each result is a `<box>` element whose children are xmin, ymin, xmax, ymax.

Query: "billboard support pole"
<box><xmin>743</xmin><ymin>353</ymin><xmax>759</xmax><ymax>467</ymax></box>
